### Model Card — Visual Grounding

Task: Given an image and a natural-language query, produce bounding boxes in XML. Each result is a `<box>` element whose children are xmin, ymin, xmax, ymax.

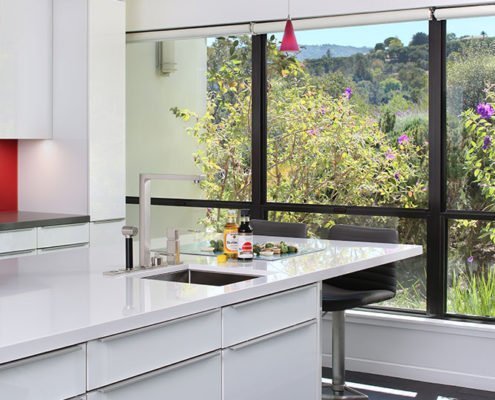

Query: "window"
<box><xmin>269</xmin><ymin>211</ymin><xmax>426</xmax><ymax>311</ymax></box>
<box><xmin>266</xmin><ymin>22</ymin><xmax>429</xmax><ymax>208</ymax></box>
<box><xmin>447</xmin><ymin>17</ymin><xmax>495</xmax><ymax>211</ymax></box>
<box><xmin>126</xmin><ymin>10</ymin><xmax>495</xmax><ymax>322</ymax></box>
<box><xmin>127</xmin><ymin>36</ymin><xmax>252</xmax><ymax>202</ymax></box>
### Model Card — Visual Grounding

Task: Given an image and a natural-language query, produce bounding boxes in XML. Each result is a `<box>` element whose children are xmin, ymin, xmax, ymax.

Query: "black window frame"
<box><xmin>126</xmin><ymin>19</ymin><xmax>495</xmax><ymax>324</ymax></box>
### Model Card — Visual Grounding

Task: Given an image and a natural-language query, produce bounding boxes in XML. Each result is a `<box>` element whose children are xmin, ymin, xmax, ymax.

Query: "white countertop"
<box><xmin>0</xmin><ymin>235</ymin><xmax>422</xmax><ymax>364</ymax></box>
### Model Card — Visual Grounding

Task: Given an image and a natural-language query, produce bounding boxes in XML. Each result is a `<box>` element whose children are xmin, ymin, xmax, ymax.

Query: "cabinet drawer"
<box><xmin>0</xmin><ymin>228</ymin><xmax>37</xmax><ymax>254</ymax></box>
<box><xmin>87</xmin><ymin>351</ymin><xmax>221</xmax><ymax>400</ymax></box>
<box><xmin>222</xmin><ymin>284</ymin><xmax>318</xmax><ymax>347</ymax></box>
<box><xmin>37</xmin><ymin>223</ymin><xmax>89</xmax><ymax>249</ymax></box>
<box><xmin>87</xmin><ymin>309</ymin><xmax>221</xmax><ymax>390</ymax></box>
<box><xmin>223</xmin><ymin>320</ymin><xmax>319</xmax><ymax>400</ymax></box>
<box><xmin>0</xmin><ymin>344</ymin><xmax>86</xmax><ymax>400</ymax></box>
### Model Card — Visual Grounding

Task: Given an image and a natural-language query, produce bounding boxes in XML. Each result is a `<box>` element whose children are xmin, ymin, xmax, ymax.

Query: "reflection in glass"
<box><xmin>127</xmin><ymin>37</ymin><xmax>252</xmax><ymax>201</ymax></box>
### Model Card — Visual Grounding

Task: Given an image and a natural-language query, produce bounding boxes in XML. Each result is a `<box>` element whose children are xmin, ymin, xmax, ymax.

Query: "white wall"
<box><xmin>127</xmin><ymin>0</ymin><xmax>495</xmax><ymax>32</ymax></box>
<box><xmin>322</xmin><ymin>311</ymin><xmax>495</xmax><ymax>392</ymax></box>
<box><xmin>18</xmin><ymin>0</ymin><xmax>88</xmax><ymax>214</ymax></box>
<box><xmin>126</xmin><ymin>39</ymin><xmax>207</xmax><ymax>237</ymax></box>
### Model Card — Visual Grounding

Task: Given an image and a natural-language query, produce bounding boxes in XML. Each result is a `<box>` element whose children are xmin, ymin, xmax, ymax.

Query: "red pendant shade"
<box><xmin>280</xmin><ymin>19</ymin><xmax>299</xmax><ymax>52</ymax></box>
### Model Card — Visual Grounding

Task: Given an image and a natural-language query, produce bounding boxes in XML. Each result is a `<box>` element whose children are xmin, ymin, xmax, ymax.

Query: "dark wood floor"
<box><xmin>322</xmin><ymin>368</ymin><xmax>495</xmax><ymax>400</ymax></box>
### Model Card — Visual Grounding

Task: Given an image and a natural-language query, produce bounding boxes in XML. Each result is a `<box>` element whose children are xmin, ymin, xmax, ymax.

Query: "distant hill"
<box><xmin>297</xmin><ymin>44</ymin><xmax>371</xmax><ymax>60</ymax></box>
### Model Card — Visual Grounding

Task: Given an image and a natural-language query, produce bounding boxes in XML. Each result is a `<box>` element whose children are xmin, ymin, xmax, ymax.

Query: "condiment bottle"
<box><xmin>223</xmin><ymin>210</ymin><xmax>238</xmax><ymax>259</ymax></box>
<box><xmin>237</xmin><ymin>209</ymin><xmax>254</xmax><ymax>261</ymax></box>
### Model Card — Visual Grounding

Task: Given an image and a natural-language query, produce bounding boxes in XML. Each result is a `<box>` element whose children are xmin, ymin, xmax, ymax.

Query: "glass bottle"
<box><xmin>237</xmin><ymin>209</ymin><xmax>254</xmax><ymax>261</ymax></box>
<box><xmin>223</xmin><ymin>210</ymin><xmax>238</xmax><ymax>258</ymax></box>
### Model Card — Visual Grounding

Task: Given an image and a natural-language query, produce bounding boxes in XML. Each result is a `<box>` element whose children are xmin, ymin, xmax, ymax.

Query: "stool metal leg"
<box><xmin>322</xmin><ymin>311</ymin><xmax>368</xmax><ymax>400</ymax></box>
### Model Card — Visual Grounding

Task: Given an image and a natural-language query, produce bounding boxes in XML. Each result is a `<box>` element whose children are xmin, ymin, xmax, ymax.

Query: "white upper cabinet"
<box><xmin>0</xmin><ymin>0</ymin><xmax>52</xmax><ymax>139</ymax></box>
<box><xmin>88</xmin><ymin>0</ymin><xmax>126</xmax><ymax>221</ymax></box>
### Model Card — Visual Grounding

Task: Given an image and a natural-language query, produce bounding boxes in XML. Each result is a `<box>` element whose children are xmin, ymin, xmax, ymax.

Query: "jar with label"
<box><xmin>223</xmin><ymin>210</ymin><xmax>238</xmax><ymax>258</ymax></box>
<box><xmin>237</xmin><ymin>209</ymin><xmax>254</xmax><ymax>261</ymax></box>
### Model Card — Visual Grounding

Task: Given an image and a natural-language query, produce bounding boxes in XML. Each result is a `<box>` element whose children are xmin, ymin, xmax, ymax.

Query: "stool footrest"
<box><xmin>322</xmin><ymin>383</ymin><xmax>368</xmax><ymax>400</ymax></box>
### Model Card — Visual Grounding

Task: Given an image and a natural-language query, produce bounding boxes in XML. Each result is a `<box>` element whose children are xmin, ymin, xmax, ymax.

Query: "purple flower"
<box><xmin>385</xmin><ymin>149</ymin><xmax>396</xmax><ymax>160</ymax></box>
<box><xmin>483</xmin><ymin>135</ymin><xmax>491</xmax><ymax>150</ymax></box>
<box><xmin>307</xmin><ymin>128</ymin><xmax>319</xmax><ymax>136</ymax></box>
<box><xmin>394</xmin><ymin>172</ymin><xmax>400</xmax><ymax>180</ymax></box>
<box><xmin>320</xmin><ymin>106</ymin><xmax>327</xmax><ymax>115</ymax></box>
<box><xmin>344</xmin><ymin>87</ymin><xmax>352</xmax><ymax>99</ymax></box>
<box><xmin>476</xmin><ymin>103</ymin><xmax>494</xmax><ymax>119</ymax></box>
<box><xmin>397</xmin><ymin>134</ymin><xmax>409</xmax><ymax>145</ymax></box>
<box><xmin>467</xmin><ymin>256</ymin><xmax>474</xmax><ymax>263</ymax></box>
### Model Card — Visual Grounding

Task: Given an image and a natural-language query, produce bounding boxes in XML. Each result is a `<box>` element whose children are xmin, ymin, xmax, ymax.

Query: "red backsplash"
<box><xmin>0</xmin><ymin>140</ymin><xmax>18</xmax><ymax>211</ymax></box>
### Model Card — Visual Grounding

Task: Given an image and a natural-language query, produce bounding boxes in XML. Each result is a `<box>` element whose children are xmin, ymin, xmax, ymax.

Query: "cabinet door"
<box><xmin>87</xmin><ymin>351</ymin><xmax>221</xmax><ymax>400</ymax></box>
<box><xmin>0</xmin><ymin>228</ymin><xmax>37</xmax><ymax>254</ymax></box>
<box><xmin>0</xmin><ymin>344</ymin><xmax>86</xmax><ymax>400</ymax></box>
<box><xmin>37</xmin><ymin>223</ymin><xmax>90</xmax><ymax>249</ymax></box>
<box><xmin>223</xmin><ymin>320</ymin><xmax>319</xmax><ymax>400</ymax></box>
<box><xmin>0</xmin><ymin>0</ymin><xmax>52</xmax><ymax>139</ymax></box>
<box><xmin>223</xmin><ymin>284</ymin><xmax>318</xmax><ymax>347</ymax></box>
<box><xmin>87</xmin><ymin>309</ymin><xmax>221</xmax><ymax>390</ymax></box>
<box><xmin>88</xmin><ymin>0</ymin><xmax>125</xmax><ymax>221</ymax></box>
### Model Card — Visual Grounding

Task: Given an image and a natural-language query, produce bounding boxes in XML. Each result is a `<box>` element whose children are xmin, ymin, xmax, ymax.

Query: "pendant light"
<box><xmin>280</xmin><ymin>0</ymin><xmax>299</xmax><ymax>52</ymax></box>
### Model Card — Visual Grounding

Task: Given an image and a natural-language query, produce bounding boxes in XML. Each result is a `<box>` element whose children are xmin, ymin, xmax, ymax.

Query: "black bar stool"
<box><xmin>322</xmin><ymin>224</ymin><xmax>399</xmax><ymax>400</ymax></box>
<box><xmin>250</xmin><ymin>219</ymin><xmax>308</xmax><ymax>238</ymax></box>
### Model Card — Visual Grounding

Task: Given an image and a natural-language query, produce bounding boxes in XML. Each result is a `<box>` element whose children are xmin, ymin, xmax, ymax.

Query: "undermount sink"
<box><xmin>143</xmin><ymin>269</ymin><xmax>260</xmax><ymax>287</ymax></box>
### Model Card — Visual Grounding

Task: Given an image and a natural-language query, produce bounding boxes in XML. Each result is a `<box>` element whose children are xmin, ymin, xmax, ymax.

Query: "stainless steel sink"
<box><xmin>143</xmin><ymin>269</ymin><xmax>260</xmax><ymax>286</ymax></box>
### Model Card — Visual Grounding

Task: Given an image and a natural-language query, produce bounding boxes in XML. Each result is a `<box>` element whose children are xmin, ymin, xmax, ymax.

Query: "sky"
<box><xmin>273</xmin><ymin>16</ymin><xmax>495</xmax><ymax>48</ymax></box>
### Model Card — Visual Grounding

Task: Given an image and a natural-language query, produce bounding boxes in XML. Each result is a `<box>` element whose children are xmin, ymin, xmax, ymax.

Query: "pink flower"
<box><xmin>385</xmin><ymin>149</ymin><xmax>396</xmax><ymax>160</ymax></box>
<box><xmin>397</xmin><ymin>134</ymin><xmax>409</xmax><ymax>145</ymax></box>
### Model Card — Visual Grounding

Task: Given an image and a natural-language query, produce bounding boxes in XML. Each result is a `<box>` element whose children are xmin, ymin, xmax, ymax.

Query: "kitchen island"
<box><xmin>0</xmin><ymin>234</ymin><xmax>421</xmax><ymax>399</ymax></box>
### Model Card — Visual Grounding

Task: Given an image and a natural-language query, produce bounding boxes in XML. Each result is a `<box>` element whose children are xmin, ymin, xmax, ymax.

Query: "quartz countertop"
<box><xmin>0</xmin><ymin>234</ymin><xmax>422</xmax><ymax>364</ymax></box>
<box><xmin>0</xmin><ymin>211</ymin><xmax>89</xmax><ymax>231</ymax></box>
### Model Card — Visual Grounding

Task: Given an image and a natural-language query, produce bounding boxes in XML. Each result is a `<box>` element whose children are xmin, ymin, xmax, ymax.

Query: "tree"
<box><xmin>410</xmin><ymin>32</ymin><xmax>428</xmax><ymax>46</ymax></box>
<box><xmin>173</xmin><ymin>36</ymin><xmax>428</xmax><ymax>226</ymax></box>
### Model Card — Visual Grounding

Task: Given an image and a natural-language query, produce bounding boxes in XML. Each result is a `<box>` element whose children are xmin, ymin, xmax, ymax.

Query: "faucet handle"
<box><xmin>167</xmin><ymin>228</ymin><xmax>179</xmax><ymax>241</ymax></box>
<box><xmin>166</xmin><ymin>228</ymin><xmax>181</xmax><ymax>265</ymax></box>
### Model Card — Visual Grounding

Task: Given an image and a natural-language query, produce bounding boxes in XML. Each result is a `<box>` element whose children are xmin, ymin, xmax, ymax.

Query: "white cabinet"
<box><xmin>0</xmin><ymin>228</ymin><xmax>37</xmax><ymax>255</ymax></box>
<box><xmin>0</xmin><ymin>344</ymin><xmax>86</xmax><ymax>400</ymax></box>
<box><xmin>0</xmin><ymin>0</ymin><xmax>52</xmax><ymax>139</ymax></box>
<box><xmin>223</xmin><ymin>321</ymin><xmax>320</xmax><ymax>400</ymax></box>
<box><xmin>88</xmin><ymin>0</ymin><xmax>126</xmax><ymax>221</ymax></box>
<box><xmin>87</xmin><ymin>309</ymin><xmax>221</xmax><ymax>389</ymax></box>
<box><xmin>87</xmin><ymin>352</ymin><xmax>221</xmax><ymax>400</ymax></box>
<box><xmin>37</xmin><ymin>223</ymin><xmax>90</xmax><ymax>249</ymax></box>
<box><xmin>0</xmin><ymin>223</ymin><xmax>90</xmax><ymax>258</ymax></box>
<box><xmin>222</xmin><ymin>284</ymin><xmax>319</xmax><ymax>347</ymax></box>
<box><xmin>19</xmin><ymin>0</ymin><xmax>125</xmax><ymax>220</ymax></box>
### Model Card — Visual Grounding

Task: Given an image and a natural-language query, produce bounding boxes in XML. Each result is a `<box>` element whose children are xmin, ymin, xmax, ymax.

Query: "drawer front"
<box><xmin>222</xmin><ymin>284</ymin><xmax>319</xmax><ymax>347</ymax></box>
<box><xmin>0</xmin><ymin>344</ymin><xmax>86</xmax><ymax>400</ymax></box>
<box><xmin>223</xmin><ymin>321</ymin><xmax>319</xmax><ymax>400</ymax></box>
<box><xmin>87</xmin><ymin>309</ymin><xmax>221</xmax><ymax>390</ymax></box>
<box><xmin>0</xmin><ymin>228</ymin><xmax>37</xmax><ymax>254</ymax></box>
<box><xmin>87</xmin><ymin>351</ymin><xmax>221</xmax><ymax>400</ymax></box>
<box><xmin>37</xmin><ymin>223</ymin><xmax>89</xmax><ymax>249</ymax></box>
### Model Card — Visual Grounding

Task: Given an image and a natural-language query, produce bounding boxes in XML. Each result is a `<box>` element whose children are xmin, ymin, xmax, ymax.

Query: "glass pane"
<box><xmin>266</xmin><ymin>22</ymin><xmax>429</xmax><ymax>208</ymax></box>
<box><xmin>448</xmin><ymin>219</ymin><xmax>495</xmax><ymax>317</ymax></box>
<box><xmin>126</xmin><ymin>36</ymin><xmax>252</xmax><ymax>201</ymax></box>
<box><xmin>126</xmin><ymin>204</ymin><xmax>236</xmax><ymax>242</ymax></box>
<box><xmin>447</xmin><ymin>17</ymin><xmax>495</xmax><ymax>210</ymax></box>
<box><xmin>268</xmin><ymin>211</ymin><xmax>427</xmax><ymax>311</ymax></box>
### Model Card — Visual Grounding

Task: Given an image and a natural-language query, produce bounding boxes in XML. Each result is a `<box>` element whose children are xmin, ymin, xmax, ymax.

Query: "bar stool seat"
<box><xmin>322</xmin><ymin>285</ymin><xmax>395</xmax><ymax>312</ymax></box>
<box><xmin>322</xmin><ymin>224</ymin><xmax>398</xmax><ymax>400</ymax></box>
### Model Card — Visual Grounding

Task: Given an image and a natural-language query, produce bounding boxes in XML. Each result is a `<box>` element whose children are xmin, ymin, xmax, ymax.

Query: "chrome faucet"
<box><xmin>139</xmin><ymin>173</ymin><xmax>205</xmax><ymax>267</ymax></box>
